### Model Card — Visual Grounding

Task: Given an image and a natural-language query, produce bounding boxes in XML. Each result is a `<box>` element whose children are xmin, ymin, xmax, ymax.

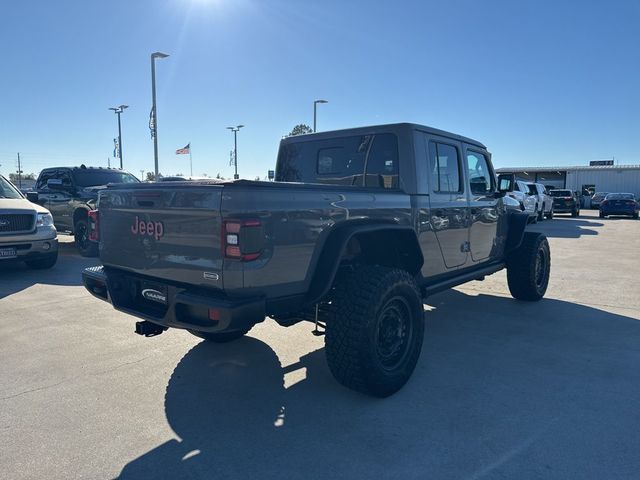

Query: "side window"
<box><xmin>466</xmin><ymin>151</ymin><xmax>494</xmax><ymax>195</ymax></box>
<box><xmin>428</xmin><ymin>142</ymin><xmax>462</xmax><ymax>193</ymax></box>
<box><xmin>59</xmin><ymin>170</ymin><xmax>73</xmax><ymax>187</ymax></box>
<box><xmin>365</xmin><ymin>133</ymin><xmax>399</xmax><ymax>189</ymax></box>
<box><xmin>36</xmin><ymin>170</ymin><xmax>58</xmax><ymax>190</ymax></box>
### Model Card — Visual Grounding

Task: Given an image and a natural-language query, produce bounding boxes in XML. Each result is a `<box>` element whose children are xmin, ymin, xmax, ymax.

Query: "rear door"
<box><xmin>463</xmin><ymin>146</ymin><xmax>499</xmax><ymax>262</ymax></box>
<box><xmin>425</xmin><ymin>137</ymin><xmax>469</xmax><ymax>269</ymax></box>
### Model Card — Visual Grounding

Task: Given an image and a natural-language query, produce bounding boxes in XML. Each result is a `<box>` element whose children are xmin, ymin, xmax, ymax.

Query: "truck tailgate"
<box><xmin>98</xmin><ymin>184</ymin><xmax>224</xmax><ymax>288</ymax></box>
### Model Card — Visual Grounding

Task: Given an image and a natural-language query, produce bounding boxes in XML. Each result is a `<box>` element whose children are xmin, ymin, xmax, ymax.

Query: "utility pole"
<box><xmin>140</xmin><ymin>170</ymin><xmax>145</xmax><ymax>181</ymax></box>
<box><xmin>226</xmin><ymin>125</ymin><xmax>244</xmax><ymax>179</ymax></box>
<box><xmin>109</xmin><ymin>105</ymin><xmax>128</xmax><ymax>168</ymax></box>
<box><xmin>313</xmin><ymin>99</ymin><xmax>328</xmax><ymax>132</ymax></box>
<box><xmin>16</xmin><ymin>153</ymin><xmax>23</xmax><ymax>189</ymax></box>
<box><xmin>150</xmin><ymin>52</ymin><xmax>169</xmax><ymax>177</ymax></box>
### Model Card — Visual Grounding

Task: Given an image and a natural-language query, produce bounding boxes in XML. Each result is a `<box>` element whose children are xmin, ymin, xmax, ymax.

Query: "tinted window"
<box><xmin>36</xmin><ymin>170</ymin><xmax>58</xmax><ymax>190</ymax></box>
<box><xmin>429</xmin><ymin>142</ymin><xmax>461</xmax><ymax>193</ymax></box>
<box><xmin>72</xmin><ymin>170</ymin><xmax>139</xmax><ymax>187</ymax></box>
<box><xmin>277</xmin><ymin>133</ymin><xmax>399</xmax><ymax>189</ymax></box>
<box><xmin>466</xmin><ymin>151</ymin><xmax>494</xmax><ymax>195</ymax></box>
<box><xmin>364</xmin><ymin>133</ymin><xmax>399</xmax><ymax>188</ymax></box>
<box><xmin>549</xmin><ymin>190</ymin><xmax>572</xmax><ymax>197</ymax></box>
<box><xmin>526</xmin><ymin>184</ymin><xmax>537</xmax><ymax>195</ymax></box>
<box><xmin>605</xmin><ymin>193</ymin><xmax>634</xmax><ymax>200</ymax></box>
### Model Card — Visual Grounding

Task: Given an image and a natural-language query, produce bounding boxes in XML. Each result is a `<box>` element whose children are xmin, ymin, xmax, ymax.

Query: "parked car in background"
<box><xmin>507</xmin><ymin>180</ymin><xmax>537</xmax><ymax>221</ymax></box>
<box><xmin>0</xmin><ymin>174</ymin><xmax>58</xmax><ymax>269</ymax></box>
<box><xmin>599</xmin><ymin>193</ymin><xmax>639</xmax><ymax>219</ymax></box>
<box><xmin>27</xmin><ymin>166</ymin><xmax>139</xmax><ymax>256</ymax></box>
<box><xmin>591</xmin><ymin>192</ymin><xmax>608</xmax><ymax>209</ymax></box>
<box><xmin>549</xmin><ymin>189</ymin><xmax>580</xmax><ymax>217</ymax></box>
<box><xmin>528</xmin><ymin>182</ymin><xmax>553</xmax><ymax>220</ymax></box>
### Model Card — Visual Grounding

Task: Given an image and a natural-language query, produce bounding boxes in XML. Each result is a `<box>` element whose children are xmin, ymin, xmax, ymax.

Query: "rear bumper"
<box><xmin>82</xmin><ymin>266</ymin><xmax>266</xmax><ymax>333</ymax></box>
<box><xmin>600</xmin><ymin>208</ymin><xmax>637</xmax><ymax>216</ymax></box>
<box><xmin>552</xmin><ymin>203</ymin><xmax>576</xmax><ymax>213</ymax></box>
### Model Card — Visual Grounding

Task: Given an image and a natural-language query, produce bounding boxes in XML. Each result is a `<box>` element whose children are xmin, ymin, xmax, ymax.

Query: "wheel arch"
<box><xmin>305</xmin><ymin>221</ymin><xmax>423</xmax><ymax>305</ymax></box>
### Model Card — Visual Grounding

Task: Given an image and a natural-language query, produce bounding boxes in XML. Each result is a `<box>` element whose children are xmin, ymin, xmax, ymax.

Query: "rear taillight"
<box><xmin>223</xmin><ymin>219</ymin><xmax>263</xmax><ymax>261</ymax></box>
<box><xmin>601</xmin><ymin>200</ymin><xmax>609</xmax><ymax>206</ymax></box>
<box><xmin>88</xmin><ymin>210</ymin><xmax>99</xmax><ymax>242</ymax></box>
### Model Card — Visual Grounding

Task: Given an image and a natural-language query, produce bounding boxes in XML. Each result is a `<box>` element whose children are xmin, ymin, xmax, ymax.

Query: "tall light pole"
<box><xmin>109</xmin><ymin>105</ymin><xmax>128</xmax><ymax>169</ymax></box>
<box><xmin>226</xmin><ymin>125</ymin><xmax>244</xmax><ymax>180</ymax></box>
<box><xmin>313</xmin><ymin>99</ymin><xmax>328</xmax><ymax>132</ymax></box>
<box><xmin>150</xmin><ymin>51</ymin><xmax>169</xmax><ymax>177</ymax></box>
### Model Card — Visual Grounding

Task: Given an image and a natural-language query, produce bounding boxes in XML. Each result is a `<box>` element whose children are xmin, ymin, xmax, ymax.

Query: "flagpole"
<box><xmin>189</xmin><ymin>143</ymin><xmax>193</xmax><ymax>177</ymax></box>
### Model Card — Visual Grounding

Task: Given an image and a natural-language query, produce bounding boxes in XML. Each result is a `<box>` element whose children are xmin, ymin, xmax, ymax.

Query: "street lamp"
<box><xmin>313</xmin><ymin>99</ymin><xmax>328</xmax><ymax>132</ymax></box>
<box><xmin>150</xmin><ymin>51</ymin><xmax>169</xmax><ymax>177</ymax></box>
<box><xmin>226</xmin><ymin>125</ymin><xmax>244</xmax><ymax>180</ymax></box>
<box><xmin>108</xmin><ymin>104</ymin><xmax>128</xmax><ymax>169</ymax></box>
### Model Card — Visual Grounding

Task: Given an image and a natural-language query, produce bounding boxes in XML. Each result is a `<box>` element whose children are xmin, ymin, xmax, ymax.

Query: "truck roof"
<box><xmin>40</xmin><ymin>165</ymin><xmax>125</xmax><ymax>172</ymax></box>
<box><xmin>280</xmin><ymin>122</ymin><xmax>486</xmax><ymax>149</ymax></box>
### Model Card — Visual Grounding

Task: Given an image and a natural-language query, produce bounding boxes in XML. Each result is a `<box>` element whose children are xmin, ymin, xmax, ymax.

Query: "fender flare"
<box><xmin>505</xmin><ymin>211</ymin><xmax>529</xmax><ymax>254</ymax></box>
<box><xmin>305</xmin><ymin>221</ymin><xmax>423</xmax><ymax>305</ymax></box>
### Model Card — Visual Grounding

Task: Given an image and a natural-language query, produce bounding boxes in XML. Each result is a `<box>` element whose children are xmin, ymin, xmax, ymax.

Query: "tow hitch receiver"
<box><xmin>135</xmin><ymin>321</ymin><xmax>167</xmax><ymax>337</ymax></box>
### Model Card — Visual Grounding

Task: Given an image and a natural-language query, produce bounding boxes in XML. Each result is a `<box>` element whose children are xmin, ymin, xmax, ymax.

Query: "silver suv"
<box><xmin>0</xmin><ymin>174</ymin><xmax>58</xmax><ymax>269</ymax></box>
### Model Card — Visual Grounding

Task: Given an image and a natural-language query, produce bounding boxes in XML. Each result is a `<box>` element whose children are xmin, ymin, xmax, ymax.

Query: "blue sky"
<box><xmin>0</xmin><ymin>0</ymin><xmax>638</xmax><ymax>180</ymax></box>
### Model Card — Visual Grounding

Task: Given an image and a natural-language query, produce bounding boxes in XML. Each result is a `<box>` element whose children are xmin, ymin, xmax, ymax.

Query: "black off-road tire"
<box><xmin>537</xmin><ymin>204</ymin><xmax>544</xmax><ymax>221</ymax></box>
<box><xmin>188</xmin><ymin>327</ymin><xmax>252</xmax><ymax>343</ymax></box>
<box><xmin>599</xmin><ymin>211</ymin><xmax>605</xmax><ymax>219</ymax></box>
<box><xmin>571</xmin><ymin>208</ymin><xmax>578</xmax><ymax>218</ymax></box>
<box><xmin>24</xmin><ymin>251</ymin><xmax>58</xmax><ymax>270</ymax></box>
<box><xmin>507</xmin><ymin>232</ymin><xmax>551</xmax><ymax>301</ymax></box>
<box><xmin>74</xmin><ymin>219</ymin><xmax>98</xmax><ymax>257</ymax></box>
<box><xmin>545</xmin><ymin>207</ymin><xmax>553</xmax><ymax>220</ymax></box>
<box><xmin>325</xmin><ymin>266</ymin><xmax>424</xmax><ymax>397</ymax></box>
<box><xmin>633</xmin><ymin>212</ymin><xmax>638</xmax><ymax>220</ymax></box>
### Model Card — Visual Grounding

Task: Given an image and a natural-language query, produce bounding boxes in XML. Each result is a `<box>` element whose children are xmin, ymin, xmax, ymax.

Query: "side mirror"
<box><xmin>26</xmin><ymin>191</ymin><xmax>39</xmax><ymax>203</ymax></box>
<box><xmin>497</xmin><ymin>173</ymin><xmax>515</xmax><ymax>194</ymax></box>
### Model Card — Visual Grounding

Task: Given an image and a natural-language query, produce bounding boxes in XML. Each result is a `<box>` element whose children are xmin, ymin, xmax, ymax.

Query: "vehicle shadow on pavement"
<box><xmin>528</xmin><ymin>218</ymin><xmax>604</xmax><ymax>238</ymax></box>
<box><xmin>117</xmin><ymin>289</ymin><xmax>640</xmax><ymax>480</ymax></box>
<box><xmin>0</xmin><ymin>252</ymin><xmax>97</xmax><ymax>299</ymax></box>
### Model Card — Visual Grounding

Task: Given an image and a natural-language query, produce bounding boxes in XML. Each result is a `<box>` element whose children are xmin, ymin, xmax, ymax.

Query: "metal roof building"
<box><xmin>495</xmin><ymin>164</ymin><xmax>640</xmax><ymax>197</ymax></box>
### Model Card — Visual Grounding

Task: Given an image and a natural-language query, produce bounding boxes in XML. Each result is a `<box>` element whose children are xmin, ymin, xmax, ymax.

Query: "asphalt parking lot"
<box><xmin>1</xmin><ymin>211</ymin><xmax>639</xmax><ymax>480</ymax></box>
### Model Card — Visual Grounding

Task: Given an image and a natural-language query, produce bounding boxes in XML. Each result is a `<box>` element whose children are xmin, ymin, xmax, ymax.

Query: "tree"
<box><xmin>215</xmin><ymin>173</ymin><xmax>225</xmax><ymax>180</ymax></box>
<box><xmin>146</xmin><ymin>172</ymin><xmax>157</xmax><ymax>182</ymax></box>
<box><xmin>288</xmin><ymin>124</ymin><xmax>313</xmax><ymax>136</ymax></box>
<box><xmin>9</xmin><ymin>172</ymin><xmax>35</xmax><ymax>182</ymax></box>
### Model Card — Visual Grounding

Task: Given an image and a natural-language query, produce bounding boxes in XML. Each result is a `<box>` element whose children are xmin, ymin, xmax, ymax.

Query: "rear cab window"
<box><xmin>277</xmin><ymin>133</ymin><xmax>399</xmax><ymax>189</ymax></box>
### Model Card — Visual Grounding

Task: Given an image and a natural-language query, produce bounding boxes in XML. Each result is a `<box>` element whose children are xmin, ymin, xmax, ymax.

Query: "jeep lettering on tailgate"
<box><xmin>131</xmin><ymin>216</ymin><xmax>164</xmax><ymax>240</ymax></box>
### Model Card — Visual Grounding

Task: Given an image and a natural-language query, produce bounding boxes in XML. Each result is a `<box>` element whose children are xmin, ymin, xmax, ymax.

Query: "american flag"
<box><xmin>176</xmin><ymin>143</ymin><xmax>190</xmax><ymax>155</ymax></box>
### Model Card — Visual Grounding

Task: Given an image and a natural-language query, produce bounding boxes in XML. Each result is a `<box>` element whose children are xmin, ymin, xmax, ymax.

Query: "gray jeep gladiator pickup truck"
<box><xmin>83</xmin><ymin>123</ymin><xmax>550</xmax><ymax>397</ymax></box>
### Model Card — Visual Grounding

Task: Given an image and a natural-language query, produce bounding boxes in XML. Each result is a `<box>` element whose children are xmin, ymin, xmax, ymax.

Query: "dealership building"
<box><xmin>495</xmin><ymin>162</ymin><xmax>640</xmax><ymax>198</ymax></box>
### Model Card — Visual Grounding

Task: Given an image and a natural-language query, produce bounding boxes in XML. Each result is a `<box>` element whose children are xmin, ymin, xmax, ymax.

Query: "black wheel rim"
<box><xmin>75</xmin><ymin>222</ymin><xmax>88</xmax><ymax>250</ymax></box>
<box><xmin>375</xmin><ymin>296</ymin><xmax>413</xmax><ymax>371</ymax></box>
<box><xmin>534</xmin><ymin>248</ymin><xmax>547</xmax><ymax>289</ymax></box>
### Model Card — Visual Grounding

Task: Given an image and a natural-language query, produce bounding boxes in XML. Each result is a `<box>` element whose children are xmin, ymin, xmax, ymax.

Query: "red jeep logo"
<box><xmin>131</xmin><ymin>216</ymin><xmax>164</xmax><ymax>241</ymax></box>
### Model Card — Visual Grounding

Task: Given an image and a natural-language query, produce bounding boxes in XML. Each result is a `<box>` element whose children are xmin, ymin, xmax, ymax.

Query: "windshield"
<box><xmin>549</xmin><ymin>190</ymin><xmax>572</xmax><ymax>197</ymax></box>
<box><xmin>527</xmin><ymin>184</ymin><xmax>538</xmax><ymax>195</ymax></box>
<box><xmin>605</xmin><ymin>193</ymin><xmax>634</xmax><ymax>200</ymax></box>
<box><xmin>72</xmin><ymin>170</ymin><xmax>139</xmax><ymax>187</ymax></box>
<box><xmin>0</xmin><ymin>175</ymin><xmax>23</xmax><ymax>199</ymax></box>
<box><xmin>592</xmin><ymin>192</ymin><xmax>607</xmax><ymax>198</ymax></box>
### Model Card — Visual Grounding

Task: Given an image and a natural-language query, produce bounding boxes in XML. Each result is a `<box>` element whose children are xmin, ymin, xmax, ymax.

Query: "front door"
<box><xmin>464</xmin><ymin>146</ymin><xmax>499</xmax><ymax>262</ymax></box>
<box><xmin>426</xmin><ymin>138</ymin><xmax>469</xmax><ymax>269</ymax></box>
<box><xmin>46</xmin><ymin>170</ymin><xmax>74</xmax><ymax>231</ymax></box>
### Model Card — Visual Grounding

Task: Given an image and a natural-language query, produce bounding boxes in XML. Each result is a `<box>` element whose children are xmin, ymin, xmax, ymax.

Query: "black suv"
<box><xmin>548</xmin><ymin>189</ymin><xmax>580</xmax><ymax>217</ymax></box>
<box><xmin>29</xmin><ymin>166</ymin><xmax>139</xmax><ymax>255</ymax></box>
